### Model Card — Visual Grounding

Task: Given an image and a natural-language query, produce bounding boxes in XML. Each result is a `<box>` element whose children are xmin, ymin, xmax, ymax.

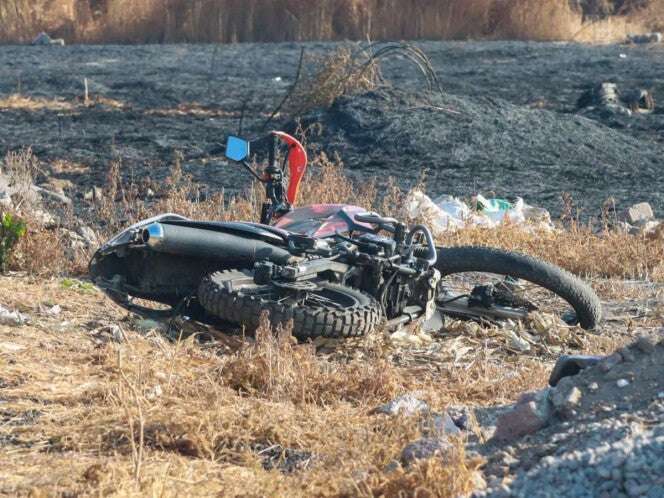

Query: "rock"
<box><xmin>32</xmin><ymin>185</ymin><xmax>72</xmax><ymax>205</ymax></box>
<box><xmin>0</xmin><ymin>342</ymin><xmax>26</xmax><ymax>352</ymax></box>
<box><xmin>616</xmin><ymin>379</ymin><xmax>630</xmax><ymax>388</ymax></box>
<box><xmin>493</xmin><ymin>397</ymin><xmax>552</xmax><ymax>442</ymax></box>
<box><xmin>619</xmin><ymin>347</ymin><xmax>636</xmax><ymax>362</ymax></box>
<box><xmin>77</xmin><ymin>225</ymin><xmax>98</xmax><ymax>247</ymax></box>
<box><xmin>549</xmin><ymin>355</ymin><xmax>602</xmax><ymax>386</ymax></box>
<box><xmin>598</xmin><ymin>353</ymin><xmax>622</xmax><ymax>373</ymax></box>
<box><xmin>373</xmin><ymin>393</ymin><xmax>429</xmax><ymax>416</ymax></box>
<box><xmin>446</xmin><ymin>405</ymin><xmax>472</xmax><ymax>431</ymax></box>
<box><xmin>550</xmin><ymin>385</ymin><xmax>583</xmax><ymax>417</ymax></box>
<box><xmin>624</xmin><ymin>202</ymin><xmax>654</xmax><ymax>225</ymax></box>
<box><xmin>400</xmin><ymin>437</ymin><xmax>451</xmax><ymax>465</ymax></box>
<box><xmin>421</xmin><ymin>411</ymin><xmax>462</xmax><ymax>438</ymax></box>
<box><xmin>588</xmin><ymin>382</ymin><xmax>599</xmax><ymax>392</ymax></box>
<box><xmin>32</xmin><ymin>208</ymin><xmax>59</xmax><ymax>228</ymax></box>
<box><xmin>634</xmin><ymin>336</ymin><xmax>655</xmax><ymax>353</ymax></box>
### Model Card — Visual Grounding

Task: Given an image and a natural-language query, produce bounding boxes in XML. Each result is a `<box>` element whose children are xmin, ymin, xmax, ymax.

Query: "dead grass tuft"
<box><xmin>221</xmin><ymin>314</ymin><xmax>401</xmax><ymax>405</ymax></box>
<box><xmin>286</xmin><ymin>46</ymin><xmax>381</xmax><ymax>117</ymax></box>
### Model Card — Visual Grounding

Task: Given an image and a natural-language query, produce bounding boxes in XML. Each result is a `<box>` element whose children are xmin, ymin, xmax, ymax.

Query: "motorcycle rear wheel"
<box><xmin>435</xmin><ymin>246</ymin><xmax>602</xmax><ymax>330</ymax></box>
<box><xmin>198</xmin><ymin>270</ymin><xmax>382</xmax><ymax>339</ymax></box>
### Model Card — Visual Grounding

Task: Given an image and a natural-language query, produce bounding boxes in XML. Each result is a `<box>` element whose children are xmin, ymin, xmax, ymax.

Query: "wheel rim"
<box><xmin>438</xmin><ymin>271</ymin><xmax>578</xmax><ymax>325</ymax></box>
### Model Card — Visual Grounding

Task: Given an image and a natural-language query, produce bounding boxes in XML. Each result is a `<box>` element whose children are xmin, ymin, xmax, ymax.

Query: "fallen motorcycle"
<box><xmin>89</xmin><ymin>132</ymin><xmax>602</xmax><ymax>338</ymax></box>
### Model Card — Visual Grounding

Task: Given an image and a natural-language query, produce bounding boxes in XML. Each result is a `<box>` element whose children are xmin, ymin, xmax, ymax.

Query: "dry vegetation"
<box><xmin>2</xmin><ymin>152</ymin><xmax>663</xmax><ymax>496</ymax></box>
<box><xmin>1</xmin><ymin>0</ymin><xmax>664</xmax><ymax>44</ymax></box>
<box><xmin>1</xmin><ymin>43</ymin><xmax>663</xmax><ymax>494</ymax></box>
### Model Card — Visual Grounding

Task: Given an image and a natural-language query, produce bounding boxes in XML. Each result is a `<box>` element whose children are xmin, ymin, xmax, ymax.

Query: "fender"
<box><xmin>272</xmin><ymin>131</ymin><xmax>307</xmax><ymax>205</ymax></box>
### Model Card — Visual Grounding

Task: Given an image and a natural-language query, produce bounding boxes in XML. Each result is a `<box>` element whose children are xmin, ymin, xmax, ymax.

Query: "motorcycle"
<box><xmin>89</xmin><ymin>131</ymin><xmax>602</xmax><ymax>339</ymax></box>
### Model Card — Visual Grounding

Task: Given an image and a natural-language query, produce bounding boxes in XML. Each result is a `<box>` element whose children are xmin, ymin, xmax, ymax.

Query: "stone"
<box><xmin>549</xmin><ymin>355</ymin><xmax>602</xmax><ymax>386</ymax></box>
<box><xmin>400</xmin><ymin>437</ymin><xmax>451</xmax><ymax>465</ymax></box>
<box><xmin>624</xmin><ymin>202</ymin><xmax>654</xmax><ymax>225</ymax></box>
<box><xmin>619</xmin><ymin>347</ymin><xmax>636</xmax><ymax>363</ymax></box>
<box><xmin>599</xmin><ymin>353</ymin><xmax>623</xmax><ymax>373</ymax></box>
<box><xmin>616</xmin><ymin>379</ymin><xmax>630</xmax><ymax>388</ymax></box>
<box><xmin>77</xmin><ymin>225</ymin><xmax>98</xmax><ymax>247</ymax></box>
<box><xmin>634</xmin><ymin>336</ymin><xmax>655</xmax><ymax>353</ymax></box>
<box><xmin>373</xmin><ymin>393</ymin><xmax>429</xmax><ymax>416</ymax></box>
<box><xmin>493</xmin><ymin>399</ymin><xmax>552</xmax><ymax>442</ymax></box>
<box><xmin>421</xmin><ymin>411</ymin><xmax>461</xmax><ymax>438</ymax></box>
<box><xmin>588</xmin><ymin>382</ymin><xmax>600</xmax><ymax>392</ymax></box>
<box><xmin>550</xmin><ymin>385</ymin><xmax>583</xmax><ymax>416</ymax></box>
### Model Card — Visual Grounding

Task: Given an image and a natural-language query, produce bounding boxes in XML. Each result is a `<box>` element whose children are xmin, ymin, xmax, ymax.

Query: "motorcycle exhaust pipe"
<box><xmin>142</xmin><ymin>222</ymin><xmax>293</xmax><ymax>266</ymax></box>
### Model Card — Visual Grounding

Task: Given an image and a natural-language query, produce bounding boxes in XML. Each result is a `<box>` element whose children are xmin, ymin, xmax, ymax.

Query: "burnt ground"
<box><xmin>0</xmin><ymin>41</ymin><xmax>663</xmax><ymax>215</ymax></box>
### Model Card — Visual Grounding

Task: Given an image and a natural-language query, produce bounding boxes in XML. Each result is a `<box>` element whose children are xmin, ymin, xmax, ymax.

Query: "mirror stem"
<box><xmin>242</xmin><ymin>161</ymin><xmax>264</xmax><ymax>182</ymax></box>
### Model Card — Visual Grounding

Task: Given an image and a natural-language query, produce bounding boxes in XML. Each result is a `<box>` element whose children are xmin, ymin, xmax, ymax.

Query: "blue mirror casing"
<box><xmin>226</xmin><ymin>136</ymin><xmax>250</xmax><ymax>162</ymax></box>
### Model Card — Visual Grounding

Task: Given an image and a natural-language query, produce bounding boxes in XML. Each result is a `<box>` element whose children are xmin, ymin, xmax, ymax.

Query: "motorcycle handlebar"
<box><xmin>405</xmin><ymin>225</ymin><xmax>438</xmax><ymax>266</ymax></box>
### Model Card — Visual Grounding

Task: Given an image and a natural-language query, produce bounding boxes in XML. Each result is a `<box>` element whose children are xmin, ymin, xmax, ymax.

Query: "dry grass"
<box><xmin>2</xmin><ymin>152</ymin><xmax>663</xmax><ymax>495</ymax></box>
<box><xmin>5</xmin><ymin>145</ymin><xmax>662</xmax><ymax>283</ymax></box>
<box><xmin>0</xmin><ymin>275</ymin><xmax>489</xmax><ymax>497</ymax></box>
<box><xmin>1</xmin><ymin>0</ymin><xmax>662</xmax><ymax>44</ymax></box>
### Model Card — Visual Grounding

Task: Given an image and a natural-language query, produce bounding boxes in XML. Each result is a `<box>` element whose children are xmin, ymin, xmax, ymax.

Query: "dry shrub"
<box><xmin>491</xmin><ymin>0</ymin><xmax>584</xmax><ymax>40</ymax></box>
<box><xmin>221</xmin><ymin>314</ymin><xmax>401</xmax><ymax>405</ymax></box>
<box><xmin>287</xmin><ymin>46</ymin><xmax>381</xmax><ymax>117</ymax></box>
<box><xmin>442</xmin><ymin>223</ymin><xmax>664</xmax><ymax>281</ymax></box>
<box><xmin>360</xmin><ymin>442</ymin><xmax>484</xmax><ymax>498</ymax></box>
<box><xmin>3</xmin><ymin>0</ymin><xmax>662</xmax><ymax>44</ymax></box>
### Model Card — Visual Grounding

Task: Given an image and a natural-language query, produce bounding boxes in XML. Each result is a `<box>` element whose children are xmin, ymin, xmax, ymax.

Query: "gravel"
<box><xmin>475</xmin><ymin>337</ymin><xmax>664</xmax><ymax>498</ymax></box>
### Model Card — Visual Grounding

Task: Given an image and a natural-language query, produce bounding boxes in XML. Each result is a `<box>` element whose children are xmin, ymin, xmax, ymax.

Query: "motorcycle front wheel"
<box><xmin>198</xmin><ymin>270</ymin><xmax>382</xmax><ymax>339</ymax></box>
<box><xmin>434</xmin><ymin>246</ymin><xmax>602</xmax><ymax>330</ymax></box>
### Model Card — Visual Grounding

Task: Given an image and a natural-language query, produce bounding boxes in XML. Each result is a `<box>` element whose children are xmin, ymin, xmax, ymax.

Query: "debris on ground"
<box><xmin>627</xmin><ymin>32</ymin><xmax>663</xmax><ymax>44</ymax></box>
<box><xmin>31</xmin><ymin>32</ymin><xmax>65</xmax><ymax>47</ymax></box>
<box><xmin>576</xmin><ymin>82</ymin><xmax>655</xmax><ymax>117</ymax></box>
<box><xmin>406</xmin><ymin>190</ymin><xmax>553</xmax><ymax>235</ymax></box>
<box><xmin>0</xmin><ymin>304</ymin><xmax>29</xmax><ymax>326</ymax></box>
<box><xmin>373</xmin><ymin>393</ymin><xmax>430</xmax><ymax>416</ymax></box>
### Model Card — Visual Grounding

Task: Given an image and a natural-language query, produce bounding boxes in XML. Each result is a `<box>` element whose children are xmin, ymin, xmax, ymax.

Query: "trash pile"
<box><xmin>406</xmin><ymin>190</ymin><xmax>553</xmax><ymax>236</ymax></box>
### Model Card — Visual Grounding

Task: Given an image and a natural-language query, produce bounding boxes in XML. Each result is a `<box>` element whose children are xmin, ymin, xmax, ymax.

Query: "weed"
<box><xmin>0</xmin><ymin>212</ymin><xmax>27</xmax><ymax>271</ymax></box>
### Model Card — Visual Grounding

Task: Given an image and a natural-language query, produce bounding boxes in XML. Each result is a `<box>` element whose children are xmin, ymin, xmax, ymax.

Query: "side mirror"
<box><xmin>225</xmin><ymin>136</ymin><xmax>250</xmax><ymax>162</ymax></box>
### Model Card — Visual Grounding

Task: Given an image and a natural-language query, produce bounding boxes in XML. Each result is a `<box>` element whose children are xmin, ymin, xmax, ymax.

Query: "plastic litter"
<box><xmin>31</xmin><ymin>32</ymin><xmax>66</xmax><ymax>47</ymax></box>
<box><xmin>406</xmin><ymin>190</ymin><xmax>553</xmax><ymax>236</ymax></box>
<box><xmin>0</xmin><ymin>305</ymin><xmax>29</xmax><ymax>326</ymax></box>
